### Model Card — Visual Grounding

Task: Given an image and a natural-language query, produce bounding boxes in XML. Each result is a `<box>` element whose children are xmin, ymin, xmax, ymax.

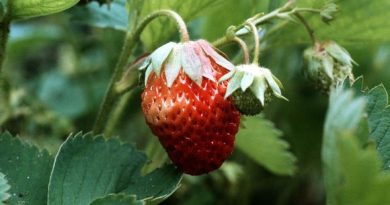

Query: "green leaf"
<box><xmin>235</xmin><ymin>116</ymin><xmax>297</xmax><ymax>175</ymax></box>
<box><xmin>38</xmin><ymin>70</ymin><xmax>89</xmax><ymax>119</ymax></box>
<box><xmin>140</xmin><ymin>0</ymin><xmax>224</xmax><ymax>49</ymax></box>
<box><xmin>122</xmin><ymin>165</ymin><xmax>181</xmax><ymax>204</ymax></box>
<box><xmin>48</xmin><ymin>133</ymin><xmax>182</xmax><ymax>205</ymax></box>
<box><xmin>9</xmin><ymin>0</ymin><xmax>79</xmax><ymax>20</ymax></box>
<box><xmin>0</xmin><ymin>132</ymin><xmax>54</xmax><ymax>205</ymax></box>
<box><xmin>319</xmin><ymin>85</ymin><xmax>390</xmax><ymax>205</ymax></box>
<box><xmin>332</xmin><ymin>133</ymin><xmax>390</xmax><ymax>205</ymax></box>
<box><xmin>322</xmin><ymin>86</ymin><xmax>367</xmax><ymax>205</ymax></box>
<box><xmin>71</xmin><ymin>0</ymin><xmax>128</xmax><ymax>31</ymax></box>
<box><xmin>363</xmin><ymin>85</ymin><xmax>390</xmax><ymax>170</ymax></box>
<box><xmin>269</xmin><ymin>0</ymin><xmax>390</xmax><ymax>45</ymax></box>
<box><xmin>0</xmin><ymin>172</ymin><xmax>11</xmax><ymax>204</ymax></box>
<box><xmin>90</xmin><ymin>194</ymin><xmax>144</xmax><ymax>205</ymax></box>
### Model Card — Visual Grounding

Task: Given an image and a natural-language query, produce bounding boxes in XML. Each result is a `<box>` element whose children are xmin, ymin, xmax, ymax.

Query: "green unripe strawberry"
<box><xmin>232</xmin><ymin>89</ymin><xmax>273</xmax><ymax>116</ymax></box>
<box><xmin>220</xmin><ymin>64</ymin><xmax>287</xmax><ymax>115</ymax></box>
<box><xmin>304</xmin><ymin>41</ymin><xmax>356</xmax><ymax>93</ymax></box>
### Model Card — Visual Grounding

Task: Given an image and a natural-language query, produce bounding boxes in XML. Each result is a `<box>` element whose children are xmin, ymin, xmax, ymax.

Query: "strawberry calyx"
<box><xmin>304</xmin><ymin>41</ymin><xmax>356</xmax><ymax>92</ymax></box>
<box><xmin>220</xmin><ymin>64</ymin><xmax>287</xmax><ymax>108</ymax></box>
<box><xmin>139</xmin><ymin>40</ymin><xmax>235</xmax><ymax>87</ymax></box>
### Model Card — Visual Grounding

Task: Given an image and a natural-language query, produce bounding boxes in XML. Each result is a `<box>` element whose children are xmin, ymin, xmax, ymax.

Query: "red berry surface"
<box><xmin>141</xmin><ymin>63</ymin><xmax>240</xmax><ymax>175</ymax></box>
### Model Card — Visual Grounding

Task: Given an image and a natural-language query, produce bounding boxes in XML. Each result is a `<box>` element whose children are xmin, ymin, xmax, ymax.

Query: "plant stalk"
<box><xmin>232</xmin><ymin>36</ymin><xmax>250</xmax><ymax>64</ymax></box>
<box><xmin>212</xmin><ymin>0</ymin><xmax>321</xmax><ymax>48</ymax></box>
<box><xmin>0</xmin><ymin>17</ymin><xmax>10</xmax><ymax>74</ymax></box>
<box><xmin>246</xmin><ymin>21</ymin><xmax>260</xmax><ymax>65</ymax></box>
<box><xmin>294</xmin><ymin>13</ymin><xmax>316</xmax><ymax>44</ymax></box>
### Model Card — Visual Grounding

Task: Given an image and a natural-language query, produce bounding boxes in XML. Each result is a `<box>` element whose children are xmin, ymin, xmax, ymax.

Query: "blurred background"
<box><xmin>1</xmin><ymin>0</ymin><xmax>389</xmax><ymax>204</ymax></box>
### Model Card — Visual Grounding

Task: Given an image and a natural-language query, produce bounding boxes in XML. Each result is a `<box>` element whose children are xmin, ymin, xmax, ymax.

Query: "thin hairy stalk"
<box><xmin>232</xmin><ymin>36</ymin><xmax>250</xmax><ymax>64</ymax></box>
<box><xmin>246</xmin><ymin>22</ymin><xmax>260</xmax><ymax>65</ymax></box>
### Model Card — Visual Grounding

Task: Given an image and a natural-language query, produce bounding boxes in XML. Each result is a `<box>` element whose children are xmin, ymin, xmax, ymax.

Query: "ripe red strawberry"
<box><xmin>140</xmin><ymin>40</ymin><xmax>240</xmax><ymax>175</ymax></box>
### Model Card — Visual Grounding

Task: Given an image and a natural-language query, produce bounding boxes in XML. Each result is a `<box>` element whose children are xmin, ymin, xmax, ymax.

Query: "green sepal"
<box><xmin>165</xmin><ymin>46</ymin><xmax>182</xmax><ymax>87</ymax></box>
<box><xmin>198</xmin><ymin>40</ymin><xmax>235</xmax><ymax>71</ymax></box>
<box><xmin>324</xmin><ymin>42</ymin><xmax>356</xmax><ymax>67</ymax></box>
<box><xmin>224</xmin><ymin>65</ymin><xmax>287</xmax><ymax>106</ymax></box>
<box><xmin>322</xmin><ymin>54</ymin><xmax>335</xmax><ymax>79</ymax></box>
<box><xmin>224</xmin><ymin>71</ymin><xmax>244</xmax><ymax>98</ymax></box>
<box><xmin>181</xmin><ymin>43</ymin><xmax>202</xmax><ymax>85</ymax></box>
<box><xmin>142</xmin><ymin>40</ymin><xmax>234</xmax><ymax>88</ymax></box>
<box><xmin>144</xmin><ymin>64</ymin><xmax>153</xmax><ymax>86</ymax></box>
<box><xmin>241</xmin><ymin>72</ymin><xmax>255</xmax><ymax>91</ymax></box>
<box><xmin>219</xmin><ymin>70</ymin><xmax>236</xmax><ymax>83</ymax></box>
<box><xmin>150</xmin><ymin>42</ymin><xmax>176</xmax><ymax>76</ymax></box>
<box><xmin>250</xmin><ymin>77</ymin><xmax>267</xmax><ymax>105</ymax></box>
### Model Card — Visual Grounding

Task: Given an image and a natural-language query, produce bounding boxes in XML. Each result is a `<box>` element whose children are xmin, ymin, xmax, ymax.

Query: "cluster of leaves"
<box><xmin>322</xmin><ymin>79</ymin><xmax>390</xmax><ymax>204</ymax></box>
<box><xmin>0</xmin><ymin>132</ymin><xmax>182</xmax><ymax>204</ymax></box>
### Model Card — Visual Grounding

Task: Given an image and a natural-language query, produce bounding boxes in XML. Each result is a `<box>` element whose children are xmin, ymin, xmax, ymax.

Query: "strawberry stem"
<box><xmin>150</xmin><ymin>10</ymin><xmax>190</xmax><ymax>42</ymax></box>
<box><xmin>294</xmin><ymin>12</ymin><xmax>316</xmax><ymax>45</ymax></box>
<box><xmin>232</xmin><ymin>36</ymin><xmax>250</xmax><ymax>64</ymax></box>
<box><xmin>212</xmin><ymin>0</ymin><xmax>322</xmax><ymax>48</ymax></box>
<box><xmin>246</xmin><ymin>21</ymin><xmax>260</xmax><ymax>65</ymax></box>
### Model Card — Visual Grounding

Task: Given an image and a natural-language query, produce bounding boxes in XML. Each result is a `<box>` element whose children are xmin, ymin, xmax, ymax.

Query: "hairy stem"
<box><xmin>294</xmin><ymin>13</ymin><xmax>316</xmax><ymax>44</ymax></box>
<box><xmin>93</xmin><ymin>10</ymin><xmax>189</xmax><ymax>135</ymax></box>
<box><xmin>212</xmin><ymin>0</ymin><xmax>322</xmax><ymax>48</ymax></box>
<box><xmin>246</xmin><ymin>22</ymin><xmax>260</xmax><ymax>65</ymax></box>
<box><xmin>232</xmin><ymin>36</ymin><xmax>250</xmax><ymax>64</ymax></box>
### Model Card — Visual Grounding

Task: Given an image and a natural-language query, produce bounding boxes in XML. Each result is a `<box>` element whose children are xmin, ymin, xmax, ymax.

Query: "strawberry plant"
<box><xmin>1</xmin><ymin>0</ymin><xmax>390</xmax><ymax>204</ymax></box>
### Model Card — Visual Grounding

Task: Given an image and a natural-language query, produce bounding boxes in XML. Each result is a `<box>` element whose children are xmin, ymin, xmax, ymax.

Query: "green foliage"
<box><xmin>322</xmin><ymin>85</ymin><xmax>390</xmax><ymax>205</ymax></box>
<box><xmin>48</xmin><ymin>133</ymin><xmax>182</xmax><ymax>205</ymax></box>
<box><xmin>140</xmin><ymin>0</ymin><xmax>224</xmax><ymax>49</ymax></box>
<box><xmin>363</xmin><ymin>85</ymin><xmax>390</xmax><ymax>170</ymax></box>
<box><xmin>199</xmin><ymin>0</ymin><xmax>267</xmax><ymax>40</ymax></box>
<box><xmin>272</xmin><ymin>0</ymin><xmax>390</xmax><ymax>44</ymax></box>
<box><xmin>0</xmin><ymin>132</ymin><xmax>181</xmax><ymax>205</ymax></box>
<box><xmin>0</xmin><ymin>132</ymin><xmax>54</xmax><ymax>205</ymax></box>
<box><xmin>330</xmin><ymin>133</ymin><xmax>390</xmax><ymax>205</ymax></box>
<box><xmin>91</xmin><ymin>194</ymin><xmax>144</xmax><ymax>205</ymax></box>
<box><xmin>71</xmin><ymin>0</ymin><xmax>128</xmax><ymax>31</ymax></box>
<box><xmin>235</xmin><ymin>116</ymin><xmax>297</xmax><ymax>175</ymax></box>
<box><xmin>8</xmin><ymin>0</ymin><xmax>79</xmax><ymax>20</ymax></box>
<box><xmin>38</xmin><ymin>71</ymin><xmax>89</xmax><ymax>118</ymax></box>
<box><xmin>322</xmin><ymin>86</ymin><xmax>366</xmax><ymax>204</ymax></box>
<box><xmin>0</xmin><ymin>172</ymin><xmax>11</xmax><ymax>204</ymax></box>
